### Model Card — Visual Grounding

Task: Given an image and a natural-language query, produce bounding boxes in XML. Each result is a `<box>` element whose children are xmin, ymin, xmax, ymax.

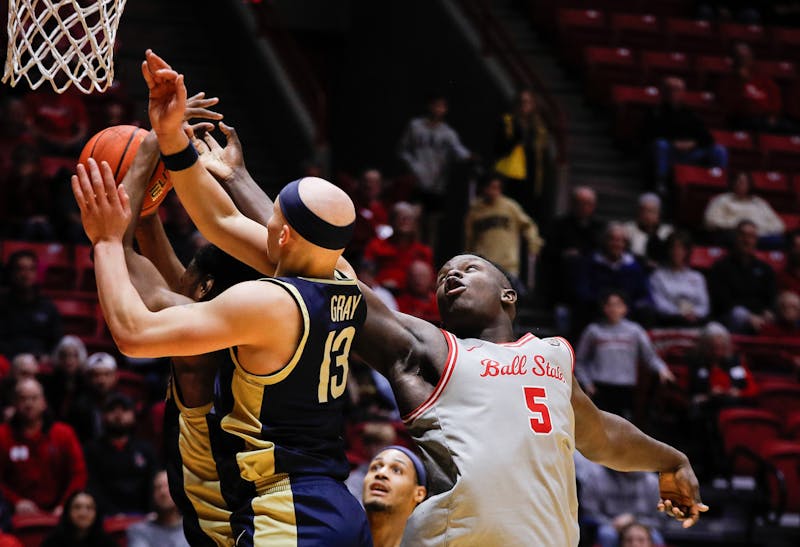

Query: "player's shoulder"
<box><xmin>535</xmin><ymin>336</ymin><xmax>576</xmax><ymax>366</ymax></box>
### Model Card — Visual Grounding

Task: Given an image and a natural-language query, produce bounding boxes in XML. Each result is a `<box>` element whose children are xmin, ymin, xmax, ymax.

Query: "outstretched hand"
<box><xmin>657</xmin><ymin>462</ymin><xmax>709</xmax><ymax>528</ymax></box>
<box><xmin>141</xmin><ymin>49</ymin><xmax>186</xmax><ymax>147</ymax></box>
<box><xmin>72</xmin><ymin>158</ymin><xmax>132</xmax><ymax>245</ymax></box>
<box><xmin>194</xmin><ymin>122</ymin><xmax>246</xmax><ymax>183</ymax></box>
<box><xmin>185</xmin><ymin>91</ymin><xmax>223</xmax><ymax>123</ymax></box>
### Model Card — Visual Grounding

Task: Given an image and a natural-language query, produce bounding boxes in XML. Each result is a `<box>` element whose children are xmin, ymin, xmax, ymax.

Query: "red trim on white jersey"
<box><xmin>555</xmin><ymin>336</ymin><xmax>576</xmax><ymax>373</ymax></box>
<box><xmin>403</xmin><ymin>329</ymin><xmax>459</xmax><ymax>423</ymax></box>
<box><xmin>499</xmin><ymin>332</ymin><xmax>537</xmax><ymax>348</ymax></box>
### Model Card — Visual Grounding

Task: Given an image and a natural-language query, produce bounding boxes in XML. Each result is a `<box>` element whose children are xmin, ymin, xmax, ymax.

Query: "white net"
<box><xmin>3</xmin><ymin>0</ymin><xmax>127</xmax><ymax>94</ymax></box>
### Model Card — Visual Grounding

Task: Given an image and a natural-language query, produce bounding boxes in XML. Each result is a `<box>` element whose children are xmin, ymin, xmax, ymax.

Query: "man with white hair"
<box><xmin>622</xmin><ymin>193</ymin><xmax>673</xmax><ymax>269</ymax></box>
<box><xmin>65</xmin><ymin>352</ymin><xmax>118</xmax><ymax>442</ymax></box>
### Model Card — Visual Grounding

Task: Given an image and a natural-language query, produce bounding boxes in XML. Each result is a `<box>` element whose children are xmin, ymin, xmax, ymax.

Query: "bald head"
<box><xmin>295</xmin><ymin>177</ymin><xmax>356</xmax><ymax>228</ymax></box>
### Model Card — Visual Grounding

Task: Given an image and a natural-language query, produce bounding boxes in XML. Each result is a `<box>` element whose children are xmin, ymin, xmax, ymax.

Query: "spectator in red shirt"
<box><xmin>363</xmin><ymin>202</ymin><xmax>433</xmax><ymax>291</ymax></box>
<box><xmin>720</xmin><ymin>43</ymin><xmax>789</xmax><ymax>132</ymax></box>
<box><xmin>395</xmin><ymin>260</ymin><xmax>440</xmax><ymax>324</ymax></box>
<box><xmin>350</xmin><ymin>169</ymin><xmax>391</xmax><ymax>262</ymax></box>
<box><xmin>0</xmin><ymin>378</ymin><xmax>87</xmax><ymax>516</ymax></box>
<box><xmin>23</xmin><ymin>88</ymin><xmax>89</xmax><ymax>156</ymax></box>
<box><xmin>689</xmin><ymin>322</ymin><xmax>759</xmax><ymax>403</ymax></box>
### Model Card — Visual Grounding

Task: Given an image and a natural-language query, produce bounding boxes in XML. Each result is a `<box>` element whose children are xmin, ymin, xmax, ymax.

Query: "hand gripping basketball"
<box><xmin>72</xmin><ymin>158</ymin><xmax>131</xmax><ymax>245</ymax></box>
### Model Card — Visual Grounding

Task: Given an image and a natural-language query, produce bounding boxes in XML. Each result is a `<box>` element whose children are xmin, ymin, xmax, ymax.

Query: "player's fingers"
<box><xmin>100</xmin><ymin>162</ymin><xmax>120</xmax><ymax>207</ymax></box>
<box><xmin>698</xmin><ymin>503</ymin><xmax>709</xmax><ymax>512</ymax></box>
<box><xmin>71</xmin><ymin>175</ymin><xmax>87</xmax><ymax>213</ymax></box>
<box><xmin>186</xmin><ymin>107</ymin><xmax>223</xmax><ymax>120</ymax></box>
<box><xmin>187</xmin><ymin>91</ymin><xmax>204</xmax><ymax>103</ymax></box>
<box><xmin>176</xmin><ymin>74</ymin><xmax>188</xmax><ymax>106</ymax></box>
<box><xmin>153</xmin><ymin>68</ymin><xmax>179</xmax><ymax>83</ymax></box>
<box><xmin>76</xmin><ymin>164</ymin><xmax>97</xmax><ymax>213</ymax></box>
<box><xmin>203</xmin><ymin>131</ymin><xmax>223</xmax><ymax>152</ymax></box>
<box><xmin>141</xmin><ymin>61</ymin><xmax>155</xmax><ymax>89</ymax></box>
<box><xmin>146</xmin><ymin>49</ymin><xmax>172</xmax><ymax>71</ymax></box>
<box><xmin>117</xmin><ymin>184</ymin><xmax>131</xmax><ymax>216</ymax></box>
<box><xmin>219</xmin><ymin>122</ymin><xmax>239</xmax><ymax>145</ymax></box>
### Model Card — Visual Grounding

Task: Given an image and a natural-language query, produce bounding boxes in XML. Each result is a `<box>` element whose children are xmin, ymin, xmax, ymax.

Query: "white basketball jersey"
<box><xmin>401</xmin><ymin>331</ymin><xmax>579</xmax><ymax>547</ymax></box>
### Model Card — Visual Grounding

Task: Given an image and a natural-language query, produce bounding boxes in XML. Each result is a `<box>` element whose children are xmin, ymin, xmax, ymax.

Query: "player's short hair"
<box><xmin>192</xmin><ymin>244</ymin><xmax>262</xmax><ymax>301</ymax></box>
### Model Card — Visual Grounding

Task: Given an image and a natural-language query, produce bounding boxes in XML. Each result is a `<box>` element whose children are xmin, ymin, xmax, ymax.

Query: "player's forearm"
<box><xmin>587</xmin><ymin>411</ymin><xmax>688</xmax><ymax>473</ymax></box>
<box><xmin>93</xmin><ymin>240</ymin><xmax>159</xmax><ymax>355</ymax></box>
<box><xmin>158</xmin><ymin>132</ymin><xmax>244</xmax><ymax>245</ymax></box>
<box><xmin>122</xmin><ymin>131</ymin><xmax>160</xmax><ymax>247</ymax></box>
<box><xmin>135</xmin><ymin>214</ymin><xmax>185</xmax><ymax>291</ymax></box>
<box><xmin>222</xmin><ymin>170</ymin><xmax>273</xmax><ymax>227</ymax></box>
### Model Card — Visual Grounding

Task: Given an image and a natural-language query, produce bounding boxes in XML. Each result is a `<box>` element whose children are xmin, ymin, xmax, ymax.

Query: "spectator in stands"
<box><xmin>650</xmin><ymin>231</ymin><xmax>710</xmax><ymax>326</ymax></box>
<box><xmin>0</xmin><ymin>378</ymin><xmax>86</xmax><ymax>516</ymax></box>
<box><xmin>44</xmin><ymin>335</ymin><xmax>88</xmax><ymax>420</ymax></box>
<box><xmin>704</xmin><ymin>172</ymin><xmax>785</xmax><ymax>246</ymax></box>
<box><xmin>574</xmin><ymin>452</ymin><xmax>666</xmax><ymax>547</ymax></box>
<box><xmin>647</xmin><ymin>77</ymin><xmax>728</xmax><ymax>191</ymax></box>
<box><xmin>1</xmin><ymin>144</ymin><xmax>56</xmax><ymax>241</ymax></box>
<box><xmin>621</xmin><ymin>193</ymin><xmax>673</xmax><ymax>270</ymax></box>
<box><xmin>23</xmin><ymin>88</ymin><xmax>89</xmax><ymax>156</ymax></box>
<box><xmin>395</xmin><ymin>260</ymin><xmax>439</xmax><ymax>324</ymax></box>
<box><xmin>708</xmin><ymin>220</ymin><xmax>777</xmax><ymax>333</ymax></box>
<box><xmin>720</xmin><ymin>43</ymin><xmax>791</xmax><ymax>133</ymax></box>
<box><xmin>41</xmin><ymin>490</ymin><xmax>116</xmax><ymax>547</ymax></box>
<box><xmin>350</xmin><ymin>168</ymin><xmax>391</xmax><ymax>262</ymax></box>
<box><xmin>0</xmin><ymin>353</ymin><xmax>39</xmax><ymax>420</ymax></box>
<box><xmin>0</xmin><ymin>249</ymin><xmax>62</xmax><ymax>359</ymax></box>
<box><xmin>493</xmin><ymin>89</ymin><xmax>552</xmax><ymax>222</ymax></box>
<box><xmin>84</xmin><ymin>393</ymin><xmax>156</xmax><ymax>516</ymax></box>
<box><xmin>398</xmin><ymin>93</ymin><xmax>471</xmax><ymax>246</ymax></box>
<box><xmin>66</xmin><ymin>353</ymin><xmax>119</xmax><ymax>443</ymax></box>
<box><xmin>464</xmin><ymin>174</ymin><xmax>544</xmax><ymax>284</ymax></box>
<box><xmin>777</xmin><ymin>230</ymin><xmax>800</xmax><ymax>294</ymax></box>
<box><xmin>619</xmin><ymin>522</ymin><xmax>656</xmax><ymax>547</ymax></box>
<box><xmin>544</xmin><ymin>186</ymin><xmax>604</xmax><ymax>322</ymax></box>
<box><xmin>575</xmin><ymin>290</ymin><xmax>674</xmax><ymax>420</ymax></box>
<box><xmin>126</xmin><ymin>471</ymin><xmax>189</xmax><ymax>547</ymax></box>
<box><xmin>398</xmin><ymin>93</ymin><xmax>471</xmax><ymax>210</ymax></box>
<box><xmin>363</xmin><ymin>202</ymin><xmax>433</xmax><ymax>292</ymax></box>
<box><xmin>362</xmin><ymin>446</ymin><xmax>427</xmax><ymax>547</ymax></box>
<box><xmin>575</xmin><ymin>223</ymin><xmax>654</xmax><ymax>327</ymax></box>
<box><xmin>761</xmin><ymin>290</ymin><xmax>800</xmax><ymax>338</ymax></box>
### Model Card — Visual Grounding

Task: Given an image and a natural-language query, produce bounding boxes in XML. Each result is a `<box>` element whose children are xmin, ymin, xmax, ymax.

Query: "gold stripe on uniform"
<box><xmin>251</xmin><ymin>476</ymin><xmax>298</xmax><ymax>546</ymax></box>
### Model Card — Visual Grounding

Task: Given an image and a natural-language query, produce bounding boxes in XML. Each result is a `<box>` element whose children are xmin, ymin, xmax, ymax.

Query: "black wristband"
<box><xmin>161</xmin><ymin>141</ymin><xmax>198</xmax><ymax>171</ymax></box>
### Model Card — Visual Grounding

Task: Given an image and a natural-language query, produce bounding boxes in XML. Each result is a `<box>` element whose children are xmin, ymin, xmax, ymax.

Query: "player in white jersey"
<box><xmin>352</xmin><ymin>254</ymin><xmax>707</xmax><ymax>546</ymax></box>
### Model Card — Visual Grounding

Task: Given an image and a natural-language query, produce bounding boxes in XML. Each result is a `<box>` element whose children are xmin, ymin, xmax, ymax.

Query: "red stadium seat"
<box><xmin>39</xmin><ymin>155</ymin><xmax>76</xmax><ymax>179</ymax></box>
<box><xmin>673</xmin><ymin>165</ymin><xmax>727</xmax><ymax>226</ymax></box>
<box><xmin>750</xmin><ymin>171</ymin><xmax>796</xmax><ymax>212</ymax></box>
<box><xmin>641</xmin><ymin>50</ymin><xmax>692</xmax><ymax>85</ymax></box>
<box><xmin>610</xmin><ymin>13</ymin><xmax>662</xmax><ymax>49</ymax></box>
<box><xmin>11</xmin><ymin>513</ymin><xmax>59</xmax><ymax>547</ymax></box>
<box><xmin>718</xmin><ymin>408</ymin><xmax>782</xmax><ymax>474</ymax></box>
<box><xmin>719</xmin><ymin>23</ymin><xmax>769</xmax><ymax>55</ymax></box>
<box><xmin>695</xmin><ymin>55</ymin><xmax>733</xmax><ymax>90</ymax></box>
<box><xmin>754</xmin><ymin>60</ymin><xmax>797</xmax><ymax>83</ymax></box>
<box><xmin>773</xmin><ymin>27</ymin><xmax>800</xmax><ymax>61</ymax></box>
<box><xmin>585</xmin><ymin>46</ymin><xmax>639</xmax><ymax>104</ymax></box>
<box><xmin>786</xmin><ymin>411</ymin><xmax>800</xmax><ymax>439</ymax></box>
<box><xmin>53</xmin><ymin>297</ymin><xmax>99</xmax><ymax>337</ymax></box>
<box><xmin>558</xmin><ymin>9</ymin><xmax>609</xmax><ymax>66</ymax></box>
<box><xmin>760</xmin><ymin>134</ymin><xmax>800</xmax><ymax>171</ymax></box>
<box><xmin>757</xmin><ymin>382</ymin><xmax>800</xmax><ymax>417</ymax></box>
<box><xmin>760</xmin><ymin>440</ymin><xmax>800</xmax><ymax>512</ymax></box>
<box><xmin>689</xmin><ymin>246</ymin><xmax>726</xmax><ymax>270</ymax></box>
<box><xmin>710</xmin><ymin>130</ymin><xmax>760</xmax><ymax>171</ymax></box>
<box><xmin>1</xmin><ymin>240</ymin><xmax>74</xmax><ymax>290</ymax></box>
<box><xmin>682</xmin><ymin>89</ymin><xmax>723</xmax><ymax>127</ymax></box>
<box><xmin>74</xmin><ymin>244</ymin><xmax>95</xmax><ymax>293</ymax></box>
<box><xmin>611</xmin><ymin>85</ymin><xmax>661</xmax><ymax>142</ymax></box>
<box><xmin>780</xmin><ymin>213</ymin><xmax>800</xmax><ymax>232</ymax></box>
<box><xmin>666</xmin><ymin>18</ymin><xmax>722</xmax><ymax>54</ymax></box>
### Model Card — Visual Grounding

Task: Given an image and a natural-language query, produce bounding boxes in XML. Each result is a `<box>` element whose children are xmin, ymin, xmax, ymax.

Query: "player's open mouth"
<box><xmin>445</xmin><ymin>277</ymin><xmax>466</xmax><ymax>297</ymax></box>
<box><xmin>369</xmin><ymin>483</ymin><xmax>389</xmax><ymax>494</ymax></box>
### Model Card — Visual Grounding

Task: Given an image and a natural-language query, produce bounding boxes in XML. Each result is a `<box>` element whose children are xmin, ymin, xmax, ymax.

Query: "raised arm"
<box><xmin>73</xmin><ymin>158</ymin><xmax>290</xmax><ymax>360</ymax></box>
<box><xmin>142</xmin><ymin>50</ymin><xmax>273</xmax><ymax>275</ymax></box>
<box><xmin>571</xmin><ymin>378</ymin><xmax>708</xmax><ymax>527</ymax></box>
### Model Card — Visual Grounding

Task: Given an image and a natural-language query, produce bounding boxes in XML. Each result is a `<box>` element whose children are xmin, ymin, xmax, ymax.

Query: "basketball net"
<box><xmin>3</xmin><ymin>0</ymin><xmax>127</xmax><ymax>94</ymax></box>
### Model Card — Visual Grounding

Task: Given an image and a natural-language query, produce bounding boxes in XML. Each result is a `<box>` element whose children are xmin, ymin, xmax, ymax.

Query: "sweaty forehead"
<box><xmin>438</xmin><ymin>254</ymin><xmax>488</xmax><ymax>276</ymax></box>
<box><xmin>373</xmin><ymin>449</ymin><xmax>412</xmax><ymax>467</ymax></box>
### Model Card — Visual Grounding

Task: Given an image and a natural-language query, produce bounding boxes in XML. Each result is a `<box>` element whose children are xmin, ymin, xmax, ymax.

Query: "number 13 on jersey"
<box><xmin>522</xmin><ymin>386</ymin><xmax>552</xmax><ymax>434</ymax></box>
<box><xmin>318</xmin><ymin>327</ymin><xmax>356</xmax><ymax>403</ymax></box>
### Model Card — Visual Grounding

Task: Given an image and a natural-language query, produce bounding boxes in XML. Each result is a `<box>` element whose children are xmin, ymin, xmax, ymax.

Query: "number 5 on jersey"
<box><xmin>318</xmin><ymin>327</ymin><xmax>356</xmax><ymax>403</ymax></box>
<box><xmin>522</xmin><ymin>386</ymin><xmax>552</xmax><ymax>434</ymax></box>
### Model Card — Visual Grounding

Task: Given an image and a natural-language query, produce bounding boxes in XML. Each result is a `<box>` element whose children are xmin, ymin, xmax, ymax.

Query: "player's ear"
<box><xmin>413</xmin><ymin>485</ymin><xmax>427</xmax><ymax>504</ymax></box>
<box><xmin>501</xmin><ymin>288</ymin><xmax>517</xmax><ymax>305</ymax></box>
<box><xmin>278</xmin><ymin>224</ymin><xmax>291</xmax><ymax>247</ymax></box>
<box><xmin>199</xmin><ymin>276</ymin><xmax>214</xmax><ymax>298</ymax></box>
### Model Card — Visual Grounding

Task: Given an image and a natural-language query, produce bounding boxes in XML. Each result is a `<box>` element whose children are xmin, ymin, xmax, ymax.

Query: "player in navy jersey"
<box><xmin>72</xmin><ymin>52</ymin><xmax>372</xmax><ymax>546</ymax></box>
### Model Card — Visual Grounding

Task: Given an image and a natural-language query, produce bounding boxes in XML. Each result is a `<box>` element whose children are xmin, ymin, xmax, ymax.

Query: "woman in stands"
<box><xmin>41</xmin><ymin>491</ymin><xmax>115</xmax><ymax>547</ymax></box>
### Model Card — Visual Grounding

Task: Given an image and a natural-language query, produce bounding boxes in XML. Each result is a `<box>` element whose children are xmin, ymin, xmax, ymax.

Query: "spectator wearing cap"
<box><xmin>621</xmin><ymin>194</ymin><xmax>673</xmax><ymax>271</ymax></box>
<box><xmin>84</xmin><ymin>393</ymin><xmax>157</xmax><ymax>516</ymax></box>
<box><xmin>0</xmin><ymin>249</ymin><xmax>62</xmax><ymax>359</ymax></box>
<box><xmin>0</xmin><ymin>378</ymin><xmax>86</xmax><ymax>516</ymax></box>
<box><xmin>362</xmin><ymin>446</ymin><xmax>427</xmax><ymax>547</ymax></box>
<box><xmin>66</xmin><ymin>352</ymin><xmax>119</xmax><ymax>443</ymax></box>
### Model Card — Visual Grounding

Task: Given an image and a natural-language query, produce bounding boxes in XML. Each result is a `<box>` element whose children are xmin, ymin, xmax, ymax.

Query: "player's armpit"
<box><xmin>114</xmin><ymin>280</ymin><xmax>292</xmax><ymax>359</ymax></box>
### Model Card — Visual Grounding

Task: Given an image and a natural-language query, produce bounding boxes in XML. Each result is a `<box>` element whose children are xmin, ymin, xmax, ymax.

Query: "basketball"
<box><xmin>78</xmin><ymin>125</ymin><xmax>171</xmax><ymax>217</ymax></box>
